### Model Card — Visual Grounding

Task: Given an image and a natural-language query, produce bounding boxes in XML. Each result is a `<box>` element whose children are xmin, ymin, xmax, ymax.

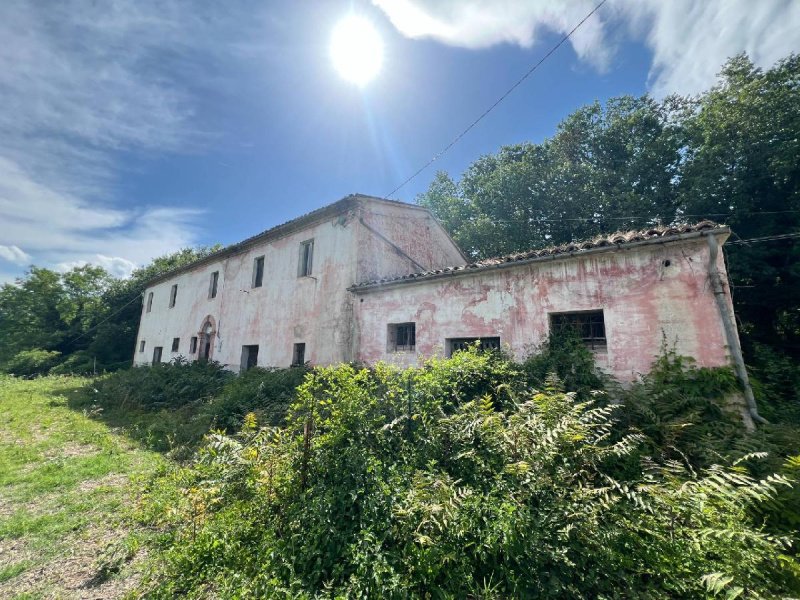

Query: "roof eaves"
<box><xmin>349</xmin><ymin>223</ymin><xmax>728</xmax><ymax>293</ymax></box>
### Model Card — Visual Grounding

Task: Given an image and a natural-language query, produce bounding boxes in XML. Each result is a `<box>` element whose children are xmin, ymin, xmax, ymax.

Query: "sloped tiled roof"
<box><xmin>351</xmin><ymin>220</ymin><xmax>725</xmax><ymax>291</ymax></box>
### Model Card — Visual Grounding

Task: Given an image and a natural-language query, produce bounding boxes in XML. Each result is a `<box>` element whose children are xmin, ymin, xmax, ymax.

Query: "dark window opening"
<box><xmin>241</xmin><ymin>345</ymin><xmax>259</xmax><ymax>372</ymax></box>
<box><xmin>298</xmin><ymin>239</ymin><xmax>314</xmax><ymax>277</ymax></box>
<box><xmin>447</xmin><ymin>337</ymin><xmax>501</xmax><ymax>357</ymax></box>
<box><xmin>209</xmin><ymin>271</ymin><xmax>219</xmax><ymax>299</ymax></box>
<box><xmin>190</xmin><ymin>336</ymin><xmax>198</xmax><ymax>354</ymax></box>
<box><xmin>253</xmin><ymin>256</ymin><xmax>265</xmax><ymax>288</ymax></box>
<box><xmin>388</xmin><ymin>323</ymin><xmax>416</xmax><ymax>352</ymax></box>
<box><xmin>146</xmin><ymin>292</ymin><xmax>153</xmax><ymax>313</ymax></box>
<box><xmin>169</xmin><ymin>284</ymin><xmax>178</xmax><ymax>308</ymax></box>
<box><xmin>171</xmin><ymin>337</ymin><xmax>180</xmax><ymax>352</ymax></box>
<box><xmin>292</xmin><ymin>343</ymin><xmax>306</xmax><ymax>366</ymax></box>
<box><xmin>152</xmin><ymin>346</ymin><xmax>163</xmax><ymax>364</ymax></box>
<box><xmin>139</xmin><ymin>340</ymin><xmax>145</xmax><ymax>353</ymax></box>
<box><xmin>550</xmin><ymin>310</ymin><xmax>606</xmax><ymax>350</ymax></box>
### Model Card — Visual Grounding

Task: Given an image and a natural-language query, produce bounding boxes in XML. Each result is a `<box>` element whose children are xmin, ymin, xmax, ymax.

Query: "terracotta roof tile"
<box><xmin>352</xmin><ymin>220</ymin><xmax>723</xmax><ymax>289</ymax></box>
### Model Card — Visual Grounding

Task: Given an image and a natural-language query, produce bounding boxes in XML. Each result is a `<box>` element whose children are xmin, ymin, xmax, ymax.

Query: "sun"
<box><xmin>330</xmin><ymin>15</ymin><xmax>383</xmax><ymax>87</ymax></box>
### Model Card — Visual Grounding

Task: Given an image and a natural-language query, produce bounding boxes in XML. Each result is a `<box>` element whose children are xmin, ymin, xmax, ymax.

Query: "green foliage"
<box><xmin>2</xmin><ymin>348</ymin><xmax>62</xmax><ymax>377</ymax></box>
<box><xmin>138</xmin><ymin>352</ymin><xmax>800</xmax><ymax>598</ymax></box>
<box><xmin>203</xmin><ymin>366</ymin><xmax>309</xmax><ymax>430</ymax></box>
<box><xmin>521</xmin><ymin>327</ymin><xmax>607</xmax><ymax>398</ymax></box>
<box><xmin>0</xmin><ymin>246</ymin><xmax>221</xmax><ymax>374</ymax></box>
<box><xmin>618</xmin><ymin>349</ymin><xmax>743</xmax><ymax>468</ymax></box>
<box><xmin>92</xmin><ymin>358</ymin><xmax>233</xmax><ymax>412</ymax></box>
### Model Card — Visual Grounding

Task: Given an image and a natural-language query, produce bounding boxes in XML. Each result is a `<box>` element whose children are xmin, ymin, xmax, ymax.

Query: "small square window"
<box><xmin>241</xmin><ymin>345</ymin><xmax>259</xmax><ymax>372</ymax></box>
<box><xmin>253</xmin><ymin>256</ymin><xmax>265</xmax><ymax>288</ymax></box>
<box><xmin>139</xmin><ymin>340</ymin><xmax>145</xmax><ymax>353</ymax></box>
<box><xmin>550</xmin><ymin>310</ymin><xmax>606</xmax><ymax>350</ymax></box>
<box><xmin>190</xmin><ymin>336</ymin><xmax>198</xmax><ymax>354</ymax></box>
<box><xmin>292</xmin><ymin>343</ymin><xmax>306</xmax><ymax>366</ymax></box>
<box><xmin>152</xmin><ymin>346</ymin><xmax>163</xmax><ymax>364</ymax></box>
<box><xmin>298</xmin><ymin>240</ymin><xmax>314</xmax><ymax>277</ymax></box>
<box><xmin>171</xmin><ymin>337</ymin><xmax>180</xmax><ymax>353</ymax></box>
<box><xmin>388</xmin><ymin>323</ymin><xmax>416</xmax><ymax>352</ymax></box>
<box><xmin>169</xmin><ymin>284</ymin><xmax>178</xmax><ymax>308</ymax></box>
<box><xmin>146</xmin><ymin>292</ymin><xmax>153</xmax><ymax>313</ymax></box>
<box><xmin>209</xmin><ymin>271</ymin><xmax>219</xmax><ymax>299</ymax></box>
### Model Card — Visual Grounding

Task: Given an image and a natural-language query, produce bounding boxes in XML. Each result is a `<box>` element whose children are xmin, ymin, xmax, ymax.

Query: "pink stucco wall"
<box><xmin>353</xmin><ymin>232</ymin><xmax>734</xmax><ymax>382</ymax></box>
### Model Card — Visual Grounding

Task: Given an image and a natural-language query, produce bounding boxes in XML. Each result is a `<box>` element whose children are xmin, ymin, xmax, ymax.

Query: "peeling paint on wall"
<box><xmin>134</xmin><ymin>196</ymin><xmax>738</xmax><ymax>384</ymax></box>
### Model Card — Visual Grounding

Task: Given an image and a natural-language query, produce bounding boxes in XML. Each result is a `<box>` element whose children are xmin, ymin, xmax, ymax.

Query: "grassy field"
<box><xmin>0</xmin><ymin>375</ymin><xmax>164</xmax><ymax>599</ymax></box>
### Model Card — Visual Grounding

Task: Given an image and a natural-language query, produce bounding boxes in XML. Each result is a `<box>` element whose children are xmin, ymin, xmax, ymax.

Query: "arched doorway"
<box><xmin>198</xmin><ymin>316</ymin><xmax>216</xmax><ymax>362</ymax></box>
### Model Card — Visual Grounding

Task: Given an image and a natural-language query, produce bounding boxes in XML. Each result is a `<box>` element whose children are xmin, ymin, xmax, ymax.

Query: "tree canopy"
<box><xmin>0</xmin><ymin>246</ymin><xmax>220</xmax><ymax>374</ymax></box>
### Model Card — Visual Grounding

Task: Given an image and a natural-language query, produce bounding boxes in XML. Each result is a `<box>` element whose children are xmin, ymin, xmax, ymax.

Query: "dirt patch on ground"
<box><xmin>44</xmin><ymin>441</ymin><xmax>99</xmax><ymax>460</ymax></box>
<box><xmin>0</xmin><ymin>525</ymin><xmax>146</xmax><ymax>599</ymax></box>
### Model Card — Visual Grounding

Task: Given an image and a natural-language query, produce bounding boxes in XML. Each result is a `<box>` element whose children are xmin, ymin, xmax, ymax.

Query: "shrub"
<box><xmin>49</xmin><ymin>350</ymin><xmax>97</xmax><ymax>375</ymax></box>
<box><xmin>2</xmin><ymin>348</ymin><xmax>62</xmax><ymax>377</ymax></box>
<box><xmin>138</xmin><ymin>351</ymin><xmax>800</xmax><ymax>598</ymax></box>
<box><xmin>92</xmin><ymin>358</ymin><xmax>233</xmax><ymax>412</ymax></box>
<box><xmin>200</xmin><ymin>366</ymin><xmax>309</xmax><ymax>431</ymax></box>
<box><xmin>617</xmin><ymin>350</ymin><xmax>744</xmax><ymax>468</ymax></box>
<box><xmin>521</xmin><ymin>328</ymin><xmax>607</xmax><ymax>398</ymax></box>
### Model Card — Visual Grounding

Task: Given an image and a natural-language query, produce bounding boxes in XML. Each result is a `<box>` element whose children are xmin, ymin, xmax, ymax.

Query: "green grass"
<box><xmin>0</xmin><ymin>375</ymin><xmax>164</xmax><ymax>599</ymax></box>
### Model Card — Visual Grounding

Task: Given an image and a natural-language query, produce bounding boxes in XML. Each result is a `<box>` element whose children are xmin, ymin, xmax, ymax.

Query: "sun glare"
<box><xmin>330</xmin><ymin>16</ymin><xmax>383</xmax><ymax>86</ymax></box>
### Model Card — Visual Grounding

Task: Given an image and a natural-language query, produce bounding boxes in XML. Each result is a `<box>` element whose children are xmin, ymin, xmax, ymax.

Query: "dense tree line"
<box><xmin>0</xmin><ymin>247</ymin><xmax>220</xmax><ymax>374</ymax></box>
<box><xmin>419</xmin><ymin>54</ymin><xmax>800</xmax><ymax>358</ymax></box>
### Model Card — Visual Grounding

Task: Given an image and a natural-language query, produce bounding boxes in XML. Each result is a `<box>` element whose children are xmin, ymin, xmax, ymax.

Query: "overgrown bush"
<box><xmin>521</xmin><ymin>328</ymin><xmax>607</xmax><ymax>398</ymax></box>
<box><xmin>137</xmin><ymin>351</ymin><xmax>800</xmax><ymax>598</ymax></box>
<box><xmin>201</xmin><ymin>366</ymin><xmax>309</xmax><ymax>430</ymax></box>
<box><xmin>618</xmin><ymin>350</ymin><xmax>744</xmax><ymax>469</ymax></box>
<box><xmin>2</xmin><ymin>348</ymin><xmax>62</xmax><ymax>377</ymax></box>
<box><xmin>92</xmin><ymin>358</ymin><xmax>233</xmax><ymax>412</ymax></box>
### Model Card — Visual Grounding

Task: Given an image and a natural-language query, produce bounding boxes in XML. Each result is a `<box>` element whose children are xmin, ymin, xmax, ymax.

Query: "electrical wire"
<box><xmin>66</xmin><ymin>292</ymin><xmax>143</xmax><ymax>345</ymax></box>
<box><xmin>384</xmin><ymin>0</ymin><xmax>609</xmax><ymax>199</ymax></box>
<box><xmin>727</xmin><ymin>232</ymin><xmax>800</xmax><ymax>245</ymax></box>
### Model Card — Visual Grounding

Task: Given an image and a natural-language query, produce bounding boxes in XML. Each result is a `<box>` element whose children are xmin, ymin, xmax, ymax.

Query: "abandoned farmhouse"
<box><xmin>134</xmin><ymin>194</ymin><xmax>740</xmax><ymax>382</ymax></box>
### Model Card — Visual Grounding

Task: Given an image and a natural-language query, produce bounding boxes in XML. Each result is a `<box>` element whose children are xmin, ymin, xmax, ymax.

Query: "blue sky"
<box><xmin>1</xmin><ymin>0</ymin><xmax>798</xmax><ymax>282</ymax></box>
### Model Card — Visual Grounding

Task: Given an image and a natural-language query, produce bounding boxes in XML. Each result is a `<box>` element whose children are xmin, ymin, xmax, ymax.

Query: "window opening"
<box><xmin>550</xmin><ymin>310</ymin><xmax>606</xmax><ymax>350</ymax></box>
<box><xmin>171</xmin><ymin>337</ymin><xmax>180</xmax><ymax>353</ymax></box>
<box><xmin>388</xmin><ymin>323</ymin><xmax>416</xmax><ymax>352</ymax></box>
<box><xmin>447</xmin><ymin>337</ymin><xmax>501</xmax><ymax>357</ymax></box>
<box><xmin>169</xmin><ymin>284</ymin><xmax>178</xmax><ymax>308</ymax></box>
<box><xmin>253</xmin><ymin>256</ymin><xmax>265</xmax><ymax>288</ymax></box>
<box><xmin>292</xmin><ymin>343</ymin><xmax>306</xmax><ymax>366</ymax></box>
<box><xmin>146</xmin><ymin>292</ymin><xmax>153</xmax><ymax>313</ymax></box>
<box><xmin>298</xmin><ymin>239</ymin><xmax>314</xmax><ymax>277</ymax></box>
<box><xmin>190</xmin><ymin>336</ymin><xmax>198</xmax><ymax>354</ymax></box>
<box><xmin>152</xmin><ymin>346</ymin><xmax>163</xmax><ymax>364</ymax></box>
<box><xmin>241</xmin><ymin>345</ymin><xmax>259</xmax><ymax>372</ymax></box>
<box><xmin>139</xmin><ymin>340</ymin><xmax>145</xmax><ymax>353</ymax></box>
<box><xmin>209</xmin><ymin>271</ymin><xmax>219</xmax><ymax>299</ymax></box>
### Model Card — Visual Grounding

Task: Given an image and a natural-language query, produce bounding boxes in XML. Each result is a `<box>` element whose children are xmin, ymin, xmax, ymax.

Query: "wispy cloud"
<box><xmin>0</xmin><ymin>245</ymin><xmax>31</xmax><ymax>267</ymax></box>
<box><xmin>373</xmin><ymin>0</ymin><xmax>800</xmax><ymax>95</ymax></box>
<box><xmin>373</xmin><ymin>0</ymin><xmax>612</xmax><ymax>70</ymax></box>
<box><xmin>0</xmin><ymin>0</ymin><xmax>255</xmax><ymax>281</ymax></box>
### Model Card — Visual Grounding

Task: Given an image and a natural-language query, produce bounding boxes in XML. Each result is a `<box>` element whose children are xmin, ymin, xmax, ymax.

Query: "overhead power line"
<box><xmin>384</xmin><ymin>0</ymin><xmax>609</xmax><ymax>199</ymax></box>
<box><xmin>66</xmin><ymin>292</ymin><xmax>143</xmax><ymax>346</ymax></box>
<box><xmin>727</xmin><ymin>232</ymin><xmax>800</xmax><ymax>245</ymax></box>
<box><xmin>450</xmin><ymin>210</ymin><xmax>800</xmax><ymax>225</ymax></box>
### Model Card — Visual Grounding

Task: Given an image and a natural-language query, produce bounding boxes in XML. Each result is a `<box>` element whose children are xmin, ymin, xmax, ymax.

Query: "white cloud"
<box><xmin>373</xmin><ymin>0</ymin><xmax>612</xmax><ymax>69</ymax></box>
<box><xmin>373</xmin><ymin>0</ymin><xmax>800</xmax><ymax>95</ymax></box>
<box><xmin>0</xmin><ymin>1</ymin><xmax>255</xmax><ymax>279</ymax></box>
<box><xmin>0</xmin><ymin>245</ymin><xmax>31</xmax><ymax>266</ymax></box>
